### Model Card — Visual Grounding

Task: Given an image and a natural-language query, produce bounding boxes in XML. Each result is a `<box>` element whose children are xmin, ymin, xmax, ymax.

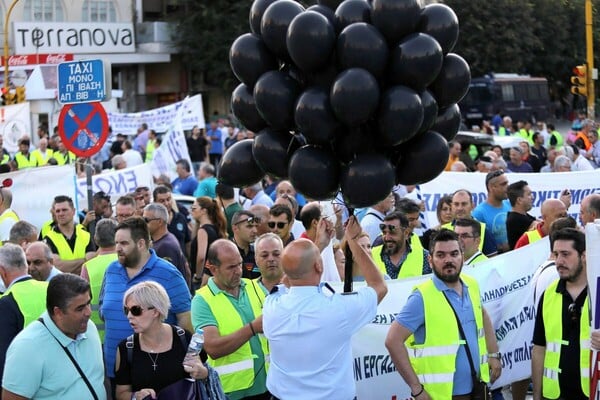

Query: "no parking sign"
<box><xmin>58</xmin><ymin>102</ymin><xmax>109</xmax><ymax>157</ymax></box>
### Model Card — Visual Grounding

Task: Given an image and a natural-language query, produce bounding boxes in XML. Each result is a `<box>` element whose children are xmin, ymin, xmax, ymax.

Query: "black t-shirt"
<box><xmin>167</xmin><ymin>211</ymin><xmax>191</xmax><ymax>255</ymax></box>
<box><xmin>191</xmin><ymin>224</ymin><xmax>220</xmax><ymax>276</ymax></box>
<box><xmin>237</xmin><ymin>243</ymin><xmax>260</xmax><ymax>280</ymax></box>
<box><xmin>532</xmin><ymin>281</ymin><xmax>588</xmax><ymax>400</ymax></box>
<box><xmin>506</xmin><ymin>211</ymin><xmax>536</xmax><ymax>250</ymax></box>
<box><xmin>531</xmin><ymin>145</ymin><xmax>547</xmax><ymax>166</ymax></box>
<box><xmin>115</xmin><ymin>325</ymin><xmax>191</xmax><ymax>392</ymax></box>
<box><xmin>187</xmin><ymin>136</ymin><xmax>208</xmax><ymax>162</ymax></box>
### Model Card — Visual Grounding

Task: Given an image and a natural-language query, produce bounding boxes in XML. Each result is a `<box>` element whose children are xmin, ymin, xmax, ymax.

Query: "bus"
<box><xmin>459</xmin><ymin>73</ymin><xmax>551</xmax><ymax>128</ymax></box>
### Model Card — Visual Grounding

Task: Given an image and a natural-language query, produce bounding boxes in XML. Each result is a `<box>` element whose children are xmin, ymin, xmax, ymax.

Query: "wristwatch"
<box><xmin>488</xmin><ymin>352</ymin><xmax>501</xmax><ymax>359</ymax></box>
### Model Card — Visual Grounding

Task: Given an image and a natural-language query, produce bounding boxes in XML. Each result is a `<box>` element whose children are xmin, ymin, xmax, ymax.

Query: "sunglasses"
<box><xmin>143</xmin><ymin>217</ymin><xmax>161</xmax><ymax>224</ymax></box>
<box><xmin>123</xmin><ymin>305</ymin><xmax>155</xmax><ymax>316</ymax></box>
<box><xmin>379</xmin><ymin>223</ymin><xmax>403</xmax><ymax>233</ymax></box>
<box><xmin>235</xmin><ymin>216</ymin><xmax>260</xmax><ymax>225</ymax></box>
<box><xmin>268</xmin><ymin>221</ymin><xmax>287</xmax><ymax>229</ymax></box>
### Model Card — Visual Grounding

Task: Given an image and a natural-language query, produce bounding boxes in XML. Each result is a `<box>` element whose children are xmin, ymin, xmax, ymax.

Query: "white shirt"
<box><xmin>263</xmin><ymin>284</ymin><xmax>377</xmax><ymax>400</ymax></box>
<box><xmin>360</xmin><ymin>208</ymin><xmax>386</xmax><ymax>245</ymax></box>
<box><xmin>121</xmin><ymin>149</ymin><xmax>143</xmax><ymax>167</ymax></box>
<box><xmin>291</xmin><ymin>219</ymin><xmax>305</xmax><ymax>239</ymax></box>
<box><xmin>572</xmin><ymin>154</ymin><xmax>594</xmax><ymax>171</ymax></box>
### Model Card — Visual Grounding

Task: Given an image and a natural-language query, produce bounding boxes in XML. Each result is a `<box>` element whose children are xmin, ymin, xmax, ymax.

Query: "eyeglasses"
<box><xmin>143</xmin><ymin>217</ymin><xmax>161</xmax><ymax>223</ymax></box>
<box><xmin>123</xmin><ymin>305</ymin><xmax>155</xmax><ymax>316</ymax></box>
<box><xmin>457</xmin><ymin>233</ymin><xmax>477</xmax><ymax>239</ymax></box>
<box><xmin>380</xmin><ymin>223</ymin><xmax>405</xmax><ymax>233</ymax></box>
<box><xmin>27</xmin><ymin>259</ymin><xmax>47</xmax><ymax>266</ymax></box>
<box><xmin>235</xmin><ymin>216</ymin><xmax>260</xmax><ymax>225</ymax></box>
<box><xmin>268</xmin><ymin>221</ymin><xmax>287</xmax><ymax>229</ymax></box>
<box><xmin>485</xmin><ymin>170</ymin><xmax>504</xmax><ymax>186</ymax></box>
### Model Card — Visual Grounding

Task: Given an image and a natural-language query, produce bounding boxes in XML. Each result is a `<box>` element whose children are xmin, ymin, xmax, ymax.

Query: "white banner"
<box><xmin>420</xmin><ymin>170</ymin><xmax>599</xmax><ymax>226</ymax></box>
<box><xmin>0</xmin><ymin>102</ymin><xmax>32</xmax><ymax>154</ymax></box>
<box><xmin>75</xmin><ymin>164</ymin><xmax>153</xmax><ymax>205</ymax></box>
<box><xmin>331</xmin><ymin>238</ymin><xmax>551</xmax><ymax>399</ymax></box>
<box><xmin>586</xmin><ymin>221</ymin><xmax>600</xmax><ymax>398</ymax></box>
<box><xmin>3</xmin><ymin>165</ymin><xmax>75</xmax><ymax>230</ymax></box>
<box><xmin>107</xmin><ymin>94</ymin><xmax>205</xmax><ymax>135</ymax></box>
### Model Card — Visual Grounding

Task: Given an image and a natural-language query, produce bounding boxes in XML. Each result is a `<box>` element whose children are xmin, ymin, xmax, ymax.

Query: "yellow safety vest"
<box><xmin>372</xmin><ymin>243</ymin><xmax>423</xmax><ymax>278</ymax></box>
<box><xmin>518</xmin><ymin>129</ymin><xmax>534</xmax><ymax>145</ymax></box>
<box><xmin>40</xmin><ymin>220</ymin><xmax>54</xmax><ymax>239</ymax></box>
<box><xmin>498</xmin><ymin>127</ymin><xmax>510</xmax><ymax>136</ymax></box>
<box><xmin>525</xmin><ymin>229</ymin><xmax>542</xmax><ymax>245</ymax></box>
<box><xmin>0</xmin><ymin>209</ymin><xmax>19</xmax><ymax>246</ymax></box>
<box><xmin>14</xmin><ymin>152</ymin><xmax>37</xmax><ymax>169</ymax></box>
<box><xmin>32</xmin><ymin>148</ymin><xmax>54</xmax><ymax>166</ymax></box>
<box><xmin>197</xmin><ymin>278</ymin><xmax>269</xmax><ymax>393</ymax></box>
<box><xmin>541</xmin><ymin>279</ymin><xmax>590</xmax><ymax>398</ymax></box>
<box><xmin>53</xmin><ymin>151</ymin><xmax>76</xmax><ymax>165</ymax></box>
<box><xmin>467</xmin><ymin>252</ymin><xmax>489</xmax><ymax>266</ymax></box>
<box><xmin>407</xmin><ymin>274</ymin><xmax>489</xmax><ymax>399</ymax></box>
<box><xmin>550</xmin><ymin>131</ymin><xmax>564</xmax><ymax>151</ymax></box>
<box><xmin>145</xmin><ymin>139</ymin><xmax>156</xmax><ymax>163</ymax></box>
<box><xmin>2</xmin><ymin>279</ymin><xmax>48</xmax><ymax>327</ymax></box>
<box><xmin>84</xmin><ymin>252</ymin><xmax>118</xmax><ymax>342</ymax></box>
<box><xmin>43</xmin><ymin>224</ymin><xmax>90</xmax><ymax>260</ymax></box>
<box><xmin>442</xmin><ymin>221</ymin><xmax>487</xmax><ymax>252</ymax></box>
<box><xmin>0</xmin><ymin>153</ymin><xmax>9</xmax><ymax>164</ymax></box>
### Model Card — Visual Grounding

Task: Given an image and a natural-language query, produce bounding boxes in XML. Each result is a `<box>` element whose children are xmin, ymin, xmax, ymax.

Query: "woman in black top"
<box><xmin>190</xmin><ymin>196</ymin><xmax>227</xmax><ymax>287</ymax></box>
<box><xmin>115</xmin><ymin>281</ymin><xmax>208</xmax><ymax>400</ymax></box>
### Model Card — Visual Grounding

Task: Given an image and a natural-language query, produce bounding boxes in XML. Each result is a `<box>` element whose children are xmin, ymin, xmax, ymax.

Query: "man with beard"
<box><xmin>2</xmin><ymin>274</ymin><xmax>106</xmax><ymax>400</ymax></box>
<box><xmin>506</xmin><ymin>180</ymin><xmax>536</xmax><ymax>250</ymax></box>
<box><xmin>371</xmin><ymin>211</ymin><xmax>431</xmax><ymax>279</ymax></box>
<box><xmin>532</xmin><ymin>228</ymin><xmax>590</xmax><ymax>400</ymax></box>
<box><xmin>192</xmin><ymin>239</ymin><xmax>270</xmax><ymax>400</ymax></box>
<box><xmin>385</xmin><ymin>229</ymin><xmax>501</xmax><ymax>399</ymax></box>
<box><xmin>253</xmin><ymin>233</ymin><xmax>284</xmax><ymax>293</ymax></box>
<box><xmin>231</xmin><ymin>211</ymin><xmax>259</xmax><ymax>279</ymax></box>
<box><xmin>99</xmin><ymin>217</ymin><xmax>191</xmax><ymax>396</ymax></box>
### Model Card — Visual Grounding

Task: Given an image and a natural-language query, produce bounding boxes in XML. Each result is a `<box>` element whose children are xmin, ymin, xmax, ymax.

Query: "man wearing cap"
<box><xmin>14</xmin><ymin>138</ymin><xmax>37</xmax><ymax>169</ymax></box>
<box><xmin>231</xmin><ymin>211</ymin><xmax>260</xmax><ymax>279</ymax></box>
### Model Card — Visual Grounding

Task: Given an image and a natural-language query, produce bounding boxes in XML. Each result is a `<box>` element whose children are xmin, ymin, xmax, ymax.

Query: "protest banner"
<box><xmin>149</xmin><ymin>111</ymin><xmax>192</xmax><ymax>179</ymax></box>
<box><xmin>331</xmin><ymin>238</ymin><xmax>550</xmax><ymax>399</ymax></box>
<box><xmin>420</xmin><ymin>170</ymin><xmax>598</xmax><ymax>225</ymax></box>
<box><xmin>75</xmin><ymin>163</ymin><xmax>153</xmax><ymax>205</ymax></box>
<box><xmin>7</xmin><ymin>165</ymin><xmax>75</xmax><ymax>230</ymax></box>
<box><xmin>107</xmin><ymin>94</ymin><xmax>205</xmax><ymax>135</ymax></box>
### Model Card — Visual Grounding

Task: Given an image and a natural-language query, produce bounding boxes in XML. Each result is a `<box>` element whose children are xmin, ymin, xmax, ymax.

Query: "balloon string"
<box><xmin>343</xmin><ymin>206</ymin><xmax>354</xmax><ymax>293</ymax></box>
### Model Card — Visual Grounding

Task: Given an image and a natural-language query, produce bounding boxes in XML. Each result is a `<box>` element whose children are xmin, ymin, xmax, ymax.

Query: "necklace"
<box><xmin>147</xmin><ymin>352</ymin><xmax>159</xmax><ymax>371</ymax></box>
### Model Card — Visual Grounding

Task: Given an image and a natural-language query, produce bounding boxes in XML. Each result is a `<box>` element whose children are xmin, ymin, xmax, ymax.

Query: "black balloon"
<box><xmin>294</xmin><ymin>87</ymin><xmax>339</xmax><ymax>145</ymax></box>
<box><xmin>261</xmin><ymin>0</ymin><xmax>305</xmax><ymax>61</ymax></box>
<box><xmin>288</xmin><ymin>145</ymin><xmax>341</xmax><ymax>200</ymax></box>
<box><xmin>305</xmin><ymin>54</ymin><xmax>339</xmax><ymax>89</ymax></box>
<box><xmin>333</xmin><ymin>127</ymin><xmax>376</xmax><ymax>164</ymax></box>
<box><xmin>377</xmin><ymin>86</ymin><xmax>423</xmax><ymax>146</ymax></box>
<box><xmin>254</xmin><ymin>70</ymin><xmax>301</xmax><ymax>130</ymax></box>
<box><xmin>340</xmin><ymin>154</ymin><xmax>396</xmax><ymax>208</ymax></box>
<box><xmin>218</xmin><ymin>139</ymin><xmax>264</xmax><ymax>187</ymax></box>
<box><xmin>287</xmin><ymin>11</ymin><xmax>336</xmax><ymax>72</ymax></box>
<box><xmin>307</xmin><ymin>5</ymin><xmax>337</xmax><ymax>29</ymax></box>
<box><xmin>388</xmin><ymin>33</ymin><xmax>443</xmax><ymax>91</ymax></box>
<box><xmin>334</xmin><ymin>0</ymin><xmax>371</xmax><ymax>32</ymax></box>
<box><xmin>337</xmin><ymin>22</ymin><xmax>388</xmax><ymax>78</ymax></box>
<box><xmin>229</xmin><ymin>33</ymin><xmax>278</xmax><ymax>88</ymax></box>
<box><xmin>371</xmin><ymin>0</ymin><xmax>422</xmax><ymax>45</ymax></box>
<box><xmin>431</xmin><ymin>103</ymin><xmax>461</xmax><ymax>141</ymax></box>
<box><xmin>330</xmin><ymin>68</ymin><xmax>380</xmax><ymax>126</ymax></box>
<box><xmin>418</xmin><ymin>3</ymin><xmax>459</xmax><ymax>55</ymax></box>
<box><xmin>252</xmin><ymin>128</ymin><xmax>292</xmax><ymax>178</ymax></box>
<box><xmin>418</xmin><ymin>89</ymin><xmax>438</xmax><ymax>134</ymax></box>
<box><xmin>231</xmin><ymin>83</ymin><xmax>267</xmax><ymax>132</ymax></box>
<box><xmin>429</xmin><ymin>53</ymin><xmax>471</xmax><ymax>109</ymax></box>
<box><xmin>250</xmin><ymin>0</ymin><xmax>278</xmax><ymax>35</ymax></box>
<box><xmin>318</xmin><ymin>0</ymin><xmax>344</xmax><ymax>9</ymax></box>
<box><xmin>395</xmin><ymin>131</ymin><xmax>448</xmax><ymax>185</ymax></box>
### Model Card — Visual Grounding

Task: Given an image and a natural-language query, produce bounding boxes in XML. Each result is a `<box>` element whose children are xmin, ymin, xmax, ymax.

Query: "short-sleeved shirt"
<box><xmin>167</xmin><ymin>211</ymin><xmax>191</xmax><ymax>253</ymax></box>
<box><xmin>99</xmin><ymin>249</ymin><xmax>191</xmax><ymax>378</ymax></box>
<box><xmin>191</xmin><ymin>278</ymin><xmax>267</xmax><ymax>400</ymax></box>
<box><xmin>152</xmin><ymin>232</ymin><xmax>188</xmax><ymax>280</ymax></box>
<box><xmin>207</xmin><ymin>128</ymin><xmax>223</xmax><ymax>155</ymax></box>
<box><xmin>2</xmin><ymin>311</ymin><xmax>106</xmax><ymax>400</ymax></box>
<box><xmin>532</xmin><ymin>280</ymin><xmax>588</xmax><ymax>400</ymax></box>
<box><xmin>506</xmin><ymin>211</ymin><xmax>536</xmax><ymax>250</ymax></box>
<box><xmin>194</xmin><ymin>176</ymin><xmax>218</xmax><ymax>199</ymax></box>
<box><xmin>472</xmin><ymin>200</ymin><xmax>511</xmax><ymax>250</ymax></box>
<box><xmin>172</xmin><ymin>175</ymin><xmax>198</xmax><ymax>196</ymax></box>
<box><xmin>263</xmin><ymin>284</ymin><xmax>377</xmax><ymax>400</ymax></box>
<box><xmin>395</xmin><ymin>275</ymin><xmax>479</xmax><ymax>396</ymax></box>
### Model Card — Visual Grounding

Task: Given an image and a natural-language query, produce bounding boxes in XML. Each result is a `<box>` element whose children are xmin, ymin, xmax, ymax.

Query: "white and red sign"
<box><xmin>0</xmin><ymin>53</ymin><xmax>73</xmax><ymax>66</ymax></box>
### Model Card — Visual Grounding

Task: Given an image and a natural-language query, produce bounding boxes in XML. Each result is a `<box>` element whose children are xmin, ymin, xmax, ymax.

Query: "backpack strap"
<box><xmin>126</xmin><ymin>334</ymin><xmax>134</xmax><ymax>365</ymax></box>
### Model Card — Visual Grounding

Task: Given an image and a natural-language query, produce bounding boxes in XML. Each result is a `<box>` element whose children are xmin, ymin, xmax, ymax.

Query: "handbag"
<box><xmin>442</xmin><ymin>293</ymin><xmax>491</xmax><ymax>400</ymax></box>
<box><xmin>154</xmin><ymin>378</ymin><xmax>208</xmax><ymax>400</ymax></box>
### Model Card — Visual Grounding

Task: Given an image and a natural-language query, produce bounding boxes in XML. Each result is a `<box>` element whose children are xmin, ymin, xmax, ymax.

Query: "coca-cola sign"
<box><xmin>0</xmin><ymin>54</ymin><xmax>73</xmax><ymax>66</ymax></box>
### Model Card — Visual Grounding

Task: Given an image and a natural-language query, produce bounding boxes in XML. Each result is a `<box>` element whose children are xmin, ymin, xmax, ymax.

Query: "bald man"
<box><xmin>263</xmin><ymin>216</ymin><xmax>387</xmax><ymax>400</ymax></box>
<box><xmin>514</xmin><ymin>199</ymin><xmax>568</xmax><ymax>249</ymax></box>
<box><xmin>579</xmin><ymin>193</ymin><xmax>600</xmax><ymax>226</ymax></box>
<box><xmin>249</xmin><ymin>204</ymin><xmax>270</xmax><ymax>236</ymax></box>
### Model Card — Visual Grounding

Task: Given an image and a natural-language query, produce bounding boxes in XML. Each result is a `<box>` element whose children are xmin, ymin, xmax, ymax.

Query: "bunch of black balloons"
<box><xmin>221</xmin><ymin>0</ymin><xmax>470</xmax><ymax>208</ymax></box>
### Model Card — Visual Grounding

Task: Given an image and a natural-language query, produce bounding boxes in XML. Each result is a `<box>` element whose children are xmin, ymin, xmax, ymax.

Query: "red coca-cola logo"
<box><xmin>8</xmin><ymin>55</ymin><xmax>28</xmax><ymax>66</ymax></box>
<box><xmin>44</xmin><ymin>54</ymin><xmax>70</xmax><ymax>64</ymax></box>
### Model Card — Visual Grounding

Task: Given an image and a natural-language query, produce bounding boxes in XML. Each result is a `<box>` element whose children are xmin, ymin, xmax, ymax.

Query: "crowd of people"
<box><xmin>0</xmin><ymin>112</ymin><xmax>599</xmax><ymax>400</ymax></box>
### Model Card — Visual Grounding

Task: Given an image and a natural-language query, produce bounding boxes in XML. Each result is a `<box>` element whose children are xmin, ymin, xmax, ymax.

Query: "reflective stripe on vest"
<box><xmin>442</xmin><ymin>221</ymin><xmax>487</xmax><ymax>252</ymax></box>
<box><xmin>541</xmin><ymin>279</ymin><xmax>590</xmax><ymax>398</ymax></box>
<box><xmin>525</xmin><ymin>229</ymin><xmax>542</xmax><ymax>245</ymax></box>
<box><xmin>408</xmin><ymin>274</ymin><xmax>489</xmax><ymax>399</ymax></box>
<box><xmin>197</xmin><ymin>278</ymin><xmax>269</xmax><ymax>393</ymax></box>
<box><xmin>44</xmin><ymin>224</ymin><xmax>90</xmax><ymax>260</ymax></box>
<box><xmin>371</xmin><ymin>243</ymin><xmax>423</xmax><ymax>278</ymax></box>
<box><xmin>3</xmin><ymin>279</ymin><xmax>48</xmax><ymax>327</ymax></box>
<box><xmin>14</xmin><ymin>152</ymin><xmax>37</xmax><ymax>169</ymax></box>
<box><xmin>85</xmin><ymin>252</ymin><xmax>118</xmax><ymax>342</ymax></box>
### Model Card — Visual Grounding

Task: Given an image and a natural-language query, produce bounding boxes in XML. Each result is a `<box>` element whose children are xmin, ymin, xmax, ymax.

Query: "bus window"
<box><xmin>501</xmin><ymin>84</ymin><xmax>514</xmax><ymax>101</ymax></box>
<box><xmin>527</xmin><ymin>84</ymin><xmax>538</xmax><ymax>100</ymax></box>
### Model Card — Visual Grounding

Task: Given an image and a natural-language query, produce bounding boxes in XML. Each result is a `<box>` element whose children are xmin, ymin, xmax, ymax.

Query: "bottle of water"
<box><xmin>183</xmin><ymin>327</ymin><xmax>204</xmax><ymax>364</ymax></box>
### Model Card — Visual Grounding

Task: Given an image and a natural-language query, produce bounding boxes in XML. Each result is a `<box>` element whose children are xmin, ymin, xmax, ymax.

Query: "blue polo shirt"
<box><xmin>395</xmin><ymin>275</ymin><xmax>479</xmax><ymax>396</ymax></box>
<box><xmin>207</xmin><ymin>128</ymin><xmax>223</xmax><ymax>155</ymax></box>
<box><xmin>99</xmin><ymin>249</ymin><xmax>191</xmax><ymax>378</ymax></box>
<box><xmin>2</xmin><ymin>311</ymin><xmax>106</xmax><ymax>400</ymax></box>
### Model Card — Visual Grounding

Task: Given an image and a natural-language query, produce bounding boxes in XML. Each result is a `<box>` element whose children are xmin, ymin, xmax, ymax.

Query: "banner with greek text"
<box><xmin>107</xmin><ymin>94</ymin><xmax>205</xmax><ymax>135</ymax></box>
<box><xmin>332</xmin><ymin>238</ymin><xmax>550</xmax><ymax>399</ymax></box>
<box><xmin>75</xmin><ymin>164</ymin><xmax>153</xmax><ymax>205</ymax></box>
<box><xmin>149</xmin><ymin>119</ymin><xmax>192</xmax><ymax>179</ymax></box>
<box><xmin>420</xmin><ymin>170</ymin><xmax>599</xmax><ymax>226</ymax></box>
<box><xmin>6</xmin><ymin>165</ymin><xmax>75</xmax><ymax>230</ymax></box>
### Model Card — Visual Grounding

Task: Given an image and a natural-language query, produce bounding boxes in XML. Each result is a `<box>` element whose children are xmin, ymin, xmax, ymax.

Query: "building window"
<box><xmin>82</xmin><ymin>0</ymin><xmax>116</xmax><ymax>22</ymax></box>
<box><xmin>23</xmin><ymin>0</ymin><xmax>64</xmax><ymax>22</ymax></box>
